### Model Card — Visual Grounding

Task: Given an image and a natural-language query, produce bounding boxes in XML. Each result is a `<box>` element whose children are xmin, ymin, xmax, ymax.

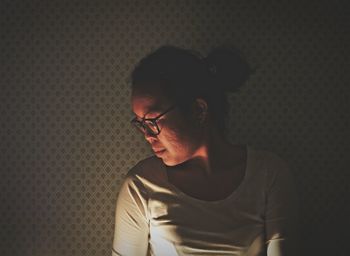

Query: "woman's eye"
<box><xmin>156</xmin><ymin>117</ymin><xmax>165</xmax><ymax>123</ymax></box>
<box><xmin>145</xmin><ymin>120</ymin><xmax>156</xmax><ymax>126</ymax></box>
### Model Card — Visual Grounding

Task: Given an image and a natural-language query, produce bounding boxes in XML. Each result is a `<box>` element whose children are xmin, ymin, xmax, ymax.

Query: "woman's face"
<box><xmin>131</xmin><ymin>86</ymin><xmax>204</xmax><ymax>166</ymax></box>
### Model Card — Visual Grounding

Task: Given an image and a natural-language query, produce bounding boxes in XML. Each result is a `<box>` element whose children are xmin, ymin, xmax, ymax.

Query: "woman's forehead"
<box><xmin>131</xmin><ymin>91</ymin><xmax>170</xmax><ymax>117</ymax></box>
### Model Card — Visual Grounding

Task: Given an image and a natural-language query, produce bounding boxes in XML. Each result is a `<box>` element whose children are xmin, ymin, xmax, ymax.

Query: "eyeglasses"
<box><xmin>130</xmin><ymin>104</ymin><xmax>176</xmax><ymax>135</ymax></box>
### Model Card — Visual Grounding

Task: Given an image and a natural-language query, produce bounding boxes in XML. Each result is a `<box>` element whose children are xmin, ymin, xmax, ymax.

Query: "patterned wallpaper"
<box><xmin>1</xmin><ymin>0</ymin><xmax>348</xmax><ymax>255</ymax></box>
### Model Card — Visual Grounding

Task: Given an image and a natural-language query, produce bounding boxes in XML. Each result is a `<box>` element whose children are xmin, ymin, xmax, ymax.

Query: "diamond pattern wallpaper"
<box><xmin>1</xmin><ymin>0</ymin><xmax>348</xmax><ymax>256</ymax></box>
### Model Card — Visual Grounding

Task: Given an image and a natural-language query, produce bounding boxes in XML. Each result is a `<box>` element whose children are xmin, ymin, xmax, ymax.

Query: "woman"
<box><xmin>112</xmin><ymin>45</ymin><xmax>299</xmax><ymax>256</ymax></box>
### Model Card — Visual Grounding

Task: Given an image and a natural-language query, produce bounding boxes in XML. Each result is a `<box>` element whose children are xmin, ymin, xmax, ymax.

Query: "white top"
<box><xmin>112</xmin><ymin>145</ymin><xmax>299</xmax><ymax>256</ymax></box>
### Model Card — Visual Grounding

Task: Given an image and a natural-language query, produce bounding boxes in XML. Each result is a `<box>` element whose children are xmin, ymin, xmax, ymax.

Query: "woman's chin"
<box><xmin>157</xmin><ymin>152</ymin><xmax>174</xmax><ymax>165</ymax></box>
<box><xmin>161</xmin><ymin>156</ymin><xmax>185</xmax><ymax>167</ymax></box>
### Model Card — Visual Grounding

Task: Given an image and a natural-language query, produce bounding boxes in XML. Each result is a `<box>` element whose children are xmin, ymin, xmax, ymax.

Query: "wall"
<box><xmin>1</xmin><ymin>0</ymin><xmax>348</xmax><ymax>255</ymax></box>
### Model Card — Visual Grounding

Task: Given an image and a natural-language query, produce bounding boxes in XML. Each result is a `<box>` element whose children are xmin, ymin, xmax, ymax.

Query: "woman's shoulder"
<box><xmin>253</xmin><ymin>147</ymin><xmax>289</xmax><ymax>168</ymax></box>
<box><xmin>124</xmin><ymin>155</ymin><xmax>167</xmax><ymax>185</ymax></box>
<box><xmin>250</xmin><ymin>146</ymin><xmax>293</xmax><ymax>186</ymax></box>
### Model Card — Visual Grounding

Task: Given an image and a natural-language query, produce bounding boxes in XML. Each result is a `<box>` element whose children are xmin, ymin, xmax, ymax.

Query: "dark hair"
<box><xmin>129</xmin><ymin>44</ymin><xmax>254</xmax><ymax>139</ymax></box>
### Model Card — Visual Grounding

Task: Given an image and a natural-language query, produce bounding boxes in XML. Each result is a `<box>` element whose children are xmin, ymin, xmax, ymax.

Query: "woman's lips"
<box><xmin>154</xmin><ymin>149</ymin><xmax>166</xmax><ymax>155</ymax></box>
<box><xmin>152</xmin><ymin>147</ymin><xmax>164</xmax><ymax>153</ymax></box>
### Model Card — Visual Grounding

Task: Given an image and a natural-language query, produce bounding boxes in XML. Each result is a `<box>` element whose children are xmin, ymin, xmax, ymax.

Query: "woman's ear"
<box><xmin>192</xmin><ymin>98</ymin><xmax>208</xmax><ymax>124</ymax></box>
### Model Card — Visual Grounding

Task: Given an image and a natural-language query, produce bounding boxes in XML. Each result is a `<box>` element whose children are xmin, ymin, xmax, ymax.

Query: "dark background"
<box><xmin>1</xmin><ymin>0</ymin><xmax>348</xmax><ymax>255</ymax></box>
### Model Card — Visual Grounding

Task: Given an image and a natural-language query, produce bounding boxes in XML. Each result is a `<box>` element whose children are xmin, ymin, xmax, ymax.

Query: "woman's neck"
<box><xmin>180</xmin><ymin>126</ymin><xmax>242</xmax><ymax>177</ymax></box>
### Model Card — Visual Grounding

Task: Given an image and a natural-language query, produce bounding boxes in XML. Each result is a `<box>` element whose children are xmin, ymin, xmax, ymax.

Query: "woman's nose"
<box><xmin>144</xmin><ymin>130</ymin><xmax>157</xmax><ymax>142</ymax></box>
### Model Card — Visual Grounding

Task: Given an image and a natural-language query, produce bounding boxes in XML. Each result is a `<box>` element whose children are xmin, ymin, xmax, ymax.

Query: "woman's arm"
<box><xmin>112</xmin><ymin>172</ymin><xmax>150</xmax><ymax>256</ymax></box>
<box><xmin>264</xmin><ymin>154</ymin><xmax>299</xmax><ymax>256</ymax></box>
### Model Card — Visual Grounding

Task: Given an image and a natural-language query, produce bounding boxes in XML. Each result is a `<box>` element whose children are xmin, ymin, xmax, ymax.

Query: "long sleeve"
<box><xmin>264</xmin><ymin>154</ymin><xmax>299</xmax><ymax>256</ymax></box>
<box><xmin>112</xmin><ymin>171</ymin><xmax>150</xmax><ymax>256</ymax></box>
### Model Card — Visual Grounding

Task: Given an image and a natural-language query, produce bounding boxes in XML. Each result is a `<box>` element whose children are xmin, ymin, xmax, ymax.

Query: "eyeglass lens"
<box><xmin>134</xmin><ymin>120</ymin><xmax>159</xmax><ymax>135</ymax></box>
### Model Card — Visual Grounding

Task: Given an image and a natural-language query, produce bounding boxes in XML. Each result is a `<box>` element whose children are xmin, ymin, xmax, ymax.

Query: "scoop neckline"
<box><xmin>161</xmin><ymin>144</ymin><xmax>251</xmax><ymax>205</ymax></box>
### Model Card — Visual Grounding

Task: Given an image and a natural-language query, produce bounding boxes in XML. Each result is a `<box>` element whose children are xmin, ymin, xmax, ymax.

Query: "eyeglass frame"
<box><xmin>130</xmin><ymin>104</ymin><xmax>177</xmax><ymax>135</ymax></box>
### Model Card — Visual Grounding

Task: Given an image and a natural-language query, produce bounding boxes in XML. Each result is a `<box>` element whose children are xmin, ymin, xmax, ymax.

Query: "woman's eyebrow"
<box><xmin>134</xmin><ymin>109</ymin><xmax>161</xmax><ymax>119</ymax></box>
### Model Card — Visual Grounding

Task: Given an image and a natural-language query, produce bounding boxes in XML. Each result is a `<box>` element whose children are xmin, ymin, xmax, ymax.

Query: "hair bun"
<box><xmin>204</xmin><ymin>45</ymin><xmax>254</xmax><ymax>93</ymax></box>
